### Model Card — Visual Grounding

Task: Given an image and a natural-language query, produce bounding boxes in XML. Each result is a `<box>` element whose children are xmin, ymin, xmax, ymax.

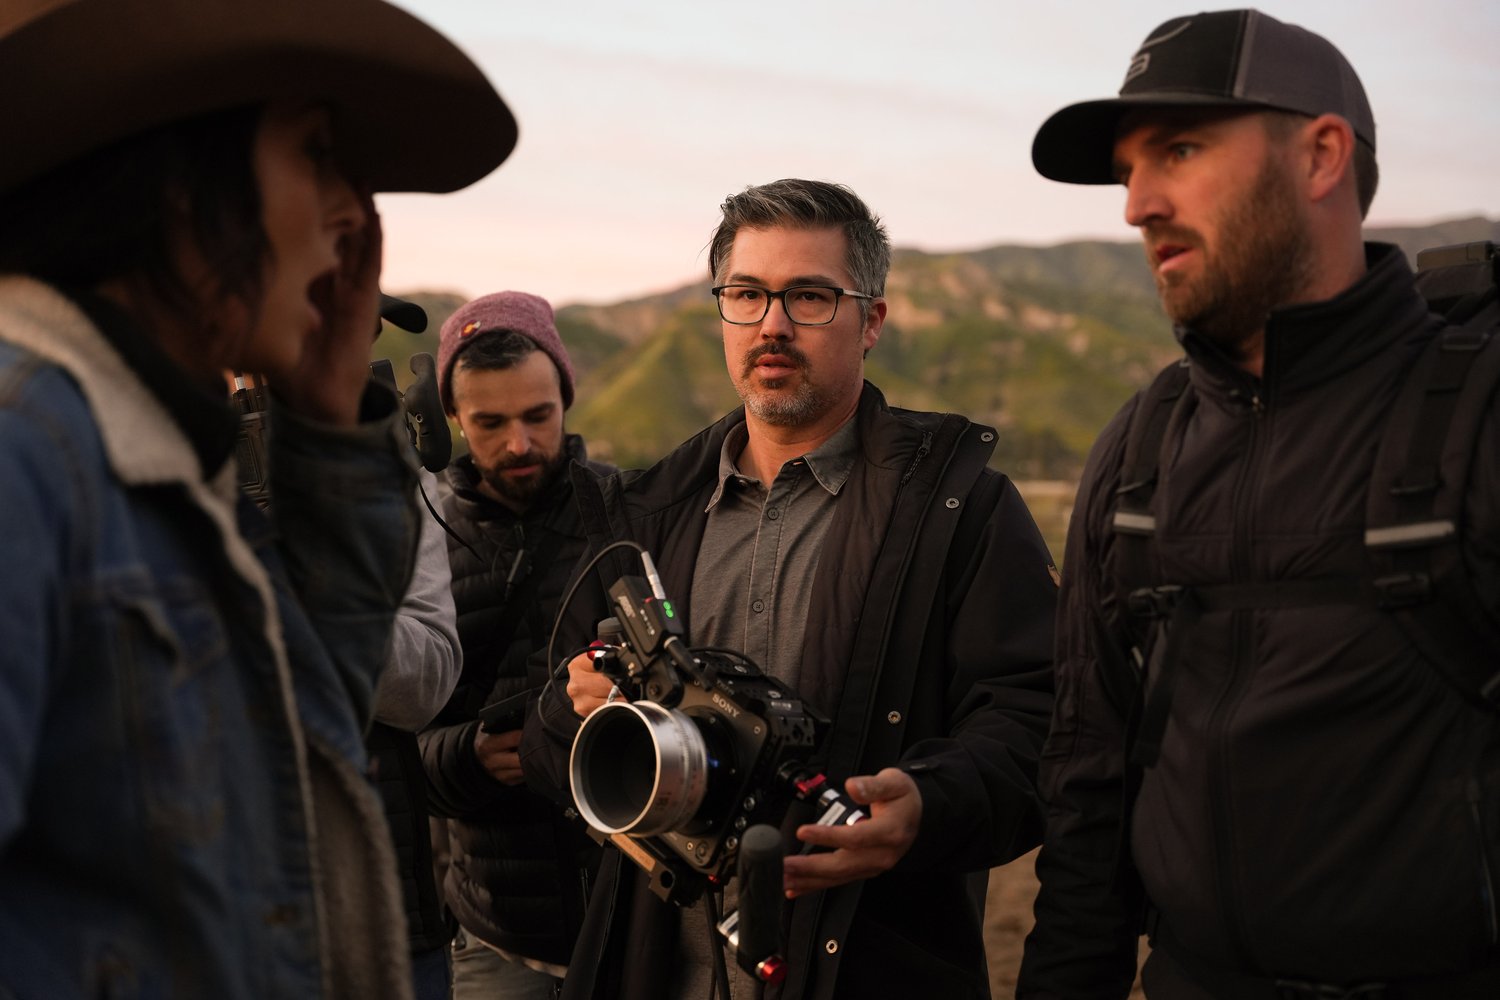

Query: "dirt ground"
<box><xmin>985</xmin><ymin>848</ymin><xmax>1146</xmax><ymax>999</ymax></box>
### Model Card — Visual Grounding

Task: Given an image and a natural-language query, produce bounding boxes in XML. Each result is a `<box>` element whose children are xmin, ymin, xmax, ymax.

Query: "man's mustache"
<box><xmin>1141</xmin><ymin>224</ymin><xmax>1203</xmax><ymax>265</ymax></box>
<box><xmin>742</xmin><ymin>342</ymin><xmax>810</xmax><ymax>376</ymax></box>
<box><xmin>493</xmin><ymin>451</ymin><xmax>547</xmax><ymax>472</ymax></box>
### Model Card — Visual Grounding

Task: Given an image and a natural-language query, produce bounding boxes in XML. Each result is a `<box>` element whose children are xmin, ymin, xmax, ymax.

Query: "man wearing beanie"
<box><xmin>1020</xmin><ymin>10</ymin><xmax>1500</xmax><ymax>999</ymax></box>
<box><xmin>418</xmin><ymin>291</ymin><xmax>614</xmax><ymax>1000</ymax></box>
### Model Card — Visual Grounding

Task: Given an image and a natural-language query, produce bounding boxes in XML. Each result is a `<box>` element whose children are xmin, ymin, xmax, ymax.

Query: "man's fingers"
<box><xmin>846</xmin><ymin>767</ymin><xmax>915</xmax><ymax>804</ymax></box>
<box><xmin>782</xmin><ymin>845</ymin><xmax>893</xmax><ymax>897</ymax></box>
<box><xmin>782</xmin><ymin>854</ymin><xmax>859</xmax><ymax>895</ymax></box>
<box><xmin>480</xmin><ymin>728</ymin><xmax>523</xmax><ymax>750</ymax></box>
<box><xmin>780</xmin><ymin>768</ymin><xmax>923</xmax><ymax>897</ymax></box>
<box><xmin>793</xmin><ymin>817</ymin><xmax>879</xmax><ymax>851</ymax></box>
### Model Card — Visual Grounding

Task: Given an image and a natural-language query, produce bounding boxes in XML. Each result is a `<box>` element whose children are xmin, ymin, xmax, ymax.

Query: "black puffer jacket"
<box><xmin>522</xmin><ymin>384</ymin><xmax>1058</xmax><ymax>1000</ymax></box>
<box><xmin>1020</xmin><ymin>245</ymin><xmax>1500</xmax><ymax>996</ymax></box>
<box><xmin>419</xmin><ymin>436</ymin><xmax>613</xmax><ymax>966</ymax></box>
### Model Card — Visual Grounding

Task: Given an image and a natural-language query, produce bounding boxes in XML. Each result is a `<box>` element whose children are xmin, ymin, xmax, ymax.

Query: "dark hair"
<box><xmin>0</xmin><ymin>106</ymin><xmax>267</xmax><ymax>321</ymax></box>
<box><xmin>1352</xmin><ymin>140</ymin><xmax>1379</xmax><ymax>220</ymax></box>
<box><xmin>707</xmin><ymin>179</ymin><xmax>891</xmax><ymax>297</ymax></box>
<box><xmin>1263</xmin><ymin>110</ymin><xmax>1379</xmax><ymax>219</ymax></box>
<box><xmin>453</xmin><ymin>329</ymin><xmax>542</xmax><ymax>374</ymax></box>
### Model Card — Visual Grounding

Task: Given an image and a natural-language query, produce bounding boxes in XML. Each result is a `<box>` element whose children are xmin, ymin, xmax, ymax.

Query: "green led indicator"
<box><xmin>662</xmin><ymin>601</ymin><xmax>675</xmax><ymax>618</ymax></box>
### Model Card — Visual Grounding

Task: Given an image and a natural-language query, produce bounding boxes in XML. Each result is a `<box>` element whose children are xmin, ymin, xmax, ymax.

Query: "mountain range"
<box><xmin>377</xmin><ymin>215</ymin><xmax>1498</xmax><ymax>481</ymax></box>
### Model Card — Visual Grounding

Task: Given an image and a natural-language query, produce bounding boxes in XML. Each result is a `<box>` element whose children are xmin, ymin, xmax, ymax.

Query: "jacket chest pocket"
<box><xmin>108</xmin><ymin>580</ymin><xmax>233</xmax><ymax>844</ymax></box>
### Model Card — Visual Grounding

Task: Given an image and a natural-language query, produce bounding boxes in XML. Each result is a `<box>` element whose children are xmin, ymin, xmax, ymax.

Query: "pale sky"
<box><xmin>377</xmin><ymin>1</ymin><xmax>1499</xmax><ymax>306</ymax></box>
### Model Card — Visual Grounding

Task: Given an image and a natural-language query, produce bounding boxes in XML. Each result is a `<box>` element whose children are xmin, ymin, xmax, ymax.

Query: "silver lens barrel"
<box><xmin>570</xmin><ymin>701</ymin><xmax>709</xmax><ymax>835</ymax></box>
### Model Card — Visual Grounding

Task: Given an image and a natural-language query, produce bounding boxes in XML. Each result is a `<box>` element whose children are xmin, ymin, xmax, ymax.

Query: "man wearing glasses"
<box><xmin>523</xmin><ymin>178</ymin><xmax>1058</xmax><ymax>999</ymax></box>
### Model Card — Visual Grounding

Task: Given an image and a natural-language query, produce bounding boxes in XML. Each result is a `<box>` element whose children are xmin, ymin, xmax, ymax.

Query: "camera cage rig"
<box><xmin>560</xmin><ymin>548</ymin><xmax>866</xmax><ymax>983</ymax></box>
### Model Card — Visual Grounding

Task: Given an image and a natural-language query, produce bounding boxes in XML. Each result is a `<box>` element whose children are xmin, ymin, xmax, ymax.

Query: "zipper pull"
<box><xmin>502</xmin><ymin>548</ymin><xmax>531</xmax><ymax>601</ymax></box>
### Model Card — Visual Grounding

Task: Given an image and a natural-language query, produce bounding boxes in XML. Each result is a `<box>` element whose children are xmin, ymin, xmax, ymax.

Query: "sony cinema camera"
<box><xmin>565</xmin><ymin>554</ymin><xmax>867</xmax><ymax>981</ymax></box>
<box><xmin>567</xmin><ymin>553</ymin><xmax>865</xmax><ymax>888</ymax></box>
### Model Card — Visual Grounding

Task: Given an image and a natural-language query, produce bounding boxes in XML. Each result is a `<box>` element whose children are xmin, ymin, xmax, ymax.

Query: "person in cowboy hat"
<box><xmin>0</xmin><ymin>1</ymin><xmax>514</xmax><ymax>997</ymax></box>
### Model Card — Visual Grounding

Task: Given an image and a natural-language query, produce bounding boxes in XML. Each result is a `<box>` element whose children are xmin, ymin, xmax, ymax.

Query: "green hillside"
<box><xmin>569</xmin><ymin>305</ymin><xmax>741</xmax><ymax>468</ymax></box>
<box><xmin>384</xmin><ymin>216</ymin><xmax>1496</xmax><ymax>482</ymax></box>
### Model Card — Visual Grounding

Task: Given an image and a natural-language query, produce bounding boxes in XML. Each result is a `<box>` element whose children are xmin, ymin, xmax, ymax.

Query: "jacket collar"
<box><xmin>704</xmin><ymin>411</ymin><xmax>860</xmax><ymax>511</ymax></box>
<box><xmin>1180</xmin><ymin>242</ymin><xmax>1432</xmax><ymax>400</ymax></box>
<box><xmin>0</xmin><ymin>276</ymin><xmax>237</xmax><ymax>497</ymax></box>
<box><xmin>622</xmin><ymin>381</ymin><xmax>938</xmax><ymax>512</ymax></box>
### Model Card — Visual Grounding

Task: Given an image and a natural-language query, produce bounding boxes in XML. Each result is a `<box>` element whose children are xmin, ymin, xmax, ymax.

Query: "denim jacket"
<box><xmin>0</xmin><ymin>277</ymin><xmax>419</xmax><ymax>999</ymax></box>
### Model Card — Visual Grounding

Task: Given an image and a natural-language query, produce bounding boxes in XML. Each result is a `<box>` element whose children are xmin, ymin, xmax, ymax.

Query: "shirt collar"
<box><xmin>705</xmin><ymin>413</ymin><xmax>859</xmax><ymax>511</ymax></box>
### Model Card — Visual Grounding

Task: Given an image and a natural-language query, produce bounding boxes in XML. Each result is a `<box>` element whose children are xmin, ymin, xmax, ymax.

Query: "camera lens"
<box><xmin>571</xmin><ymin>701</ymin><xmax>711</xmax><ymax>835</ymax></box>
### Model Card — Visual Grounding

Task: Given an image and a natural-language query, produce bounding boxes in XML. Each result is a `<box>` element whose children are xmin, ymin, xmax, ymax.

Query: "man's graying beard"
<box><xmin>738</xmin><ymin>342</ymin><xmax>828</xmax><ymax>426</ymax></box>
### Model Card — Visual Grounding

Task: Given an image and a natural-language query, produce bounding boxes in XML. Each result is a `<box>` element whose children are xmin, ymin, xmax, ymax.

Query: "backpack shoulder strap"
<box><xmin>1111</xmin><ymin>359</ymin><xmax>1195</xmax><ymax>607</ymax></box>
<box><xmin>1366</xmin><ymin>309</ymin><xmax>1500</xmax><ymax>707</ymax></box>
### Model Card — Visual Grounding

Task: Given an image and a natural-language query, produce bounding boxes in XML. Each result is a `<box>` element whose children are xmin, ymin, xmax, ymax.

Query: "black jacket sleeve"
<box><xmin>896</xmin><ymin>472</ymin><xmax>1058</xmax><ymax>874</ymax></box>
<box><xmin>1017</xmin><ymin>404</ymin><xmax>1144</xmax><ymax>999</ymax></box>
<box><xmin>419</xmin><ymin>717</ymin><xmax>510</xmax><ymax>818</ymax></box>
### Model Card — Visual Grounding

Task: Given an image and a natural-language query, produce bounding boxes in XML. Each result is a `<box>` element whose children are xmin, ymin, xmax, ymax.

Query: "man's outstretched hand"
<box><xmin>781</xmin><ymin>767</ymin><xmax>922</xmax><ymax>898</ymax></box>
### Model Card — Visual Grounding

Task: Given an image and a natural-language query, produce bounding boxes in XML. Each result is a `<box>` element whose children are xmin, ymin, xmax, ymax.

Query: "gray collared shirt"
<box><xmin>676</xmin><ymin>413</ymin><xmax>859</xmax><ymax>1000</ymax></box>
<box><xmin>689</xmin><ymin>414</ymin><xmax>859</xmax><ymax>700</ymax></box>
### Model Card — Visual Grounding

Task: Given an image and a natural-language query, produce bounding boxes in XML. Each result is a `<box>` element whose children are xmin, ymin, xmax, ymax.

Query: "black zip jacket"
<box><xmin>1019</xmin><ymin>244</ymin><xmax>1500</xmax><ymax>996</ymax></box>
<box><xmin>521</xmin><ymin>383</ymin><xmax>1057</xmax><ymax>1000</ymax></box>
<box><xmin>419</xmin><ymin>436</ymin><xmax>613</xmax><ymax>967</ymax></box>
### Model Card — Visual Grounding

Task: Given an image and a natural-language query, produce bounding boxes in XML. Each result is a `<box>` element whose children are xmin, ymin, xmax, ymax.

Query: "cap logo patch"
<box><xmin>1139</xmin><ymin>19</ymin><xmax>1193</xmax><ymax>50</ymax></box>
<box><xmin>1122</xmin><ymin>19</ymin><xmax>1191</xmax><ymax>87</ymax></box>
<box><xmin>462</xmin><ymin>320</ymin><xmax>481</xmax><ymax>336</ymax></box>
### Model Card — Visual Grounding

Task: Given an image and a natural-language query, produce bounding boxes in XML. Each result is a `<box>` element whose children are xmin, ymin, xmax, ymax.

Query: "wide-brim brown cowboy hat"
<box><xmin>0</xmin><ymin>0</ymin><xmax>517</xmax><ymax>196</ymax></box>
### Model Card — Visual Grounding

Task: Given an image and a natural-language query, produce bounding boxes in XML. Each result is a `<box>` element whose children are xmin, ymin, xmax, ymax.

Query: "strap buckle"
<box><xmin>1439</xmin><ymin>327</ymin><xmax>1491</xmax><ymax>352</ymax></box>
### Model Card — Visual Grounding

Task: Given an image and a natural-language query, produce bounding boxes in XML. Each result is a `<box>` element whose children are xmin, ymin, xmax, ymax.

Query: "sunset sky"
<box><xmin>377</xmin><ymin>0</ymin><xmax>1499</xmax><ymax>306</ymax></box>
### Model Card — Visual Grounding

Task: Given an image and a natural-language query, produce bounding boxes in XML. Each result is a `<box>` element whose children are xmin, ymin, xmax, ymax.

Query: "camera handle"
<box><xmin>713</xmin><ymin>774</ymin><xmax>864</xmax><ymax>983</ymax></box>
<box><xmin>786</xmin><ymin>769</ymin><xmax>869</xmax><ymax>852</ymax></box>
<box><xmin>715</xmin><ymin>824</ymin><xmax>788</xmax><ymax>984</ymax></box>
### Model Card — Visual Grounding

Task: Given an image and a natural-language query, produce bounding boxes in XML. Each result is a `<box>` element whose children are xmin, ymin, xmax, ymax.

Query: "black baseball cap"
<box><xmin>1032</xmin><ymin>9</ymin><xmax>1375</xmax><ymax>184</ymax></box>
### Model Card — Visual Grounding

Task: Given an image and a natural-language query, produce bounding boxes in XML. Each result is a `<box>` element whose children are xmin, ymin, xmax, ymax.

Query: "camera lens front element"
<box><xmin>570</xmin><ymin>701</ymin><xmax>710</xmax><ymax>835</ymax></box>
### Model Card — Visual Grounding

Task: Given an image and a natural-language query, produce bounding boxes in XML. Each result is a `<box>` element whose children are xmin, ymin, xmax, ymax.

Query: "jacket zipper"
<box><xmin>1209</xmin><ymin>377</ymin><xmax>1267</xmax><ymax>972</ymax></box>
<box><xmin>898</xmin><ymin>431</ymin><xmax>933</xmax><ymax>486</ymax></box>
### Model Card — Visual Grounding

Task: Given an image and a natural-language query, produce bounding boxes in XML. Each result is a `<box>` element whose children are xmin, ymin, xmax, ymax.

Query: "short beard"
<box><xmin>1151</xmin><ymin>152</ymin><xmax>1314</xmax><ymax>355</ymax></box>
<box><xmin>735</xmin><ymin>342</ymin><xmax>832</xmax><ymax>427</ymax></box>
<box><xmin>476</xmin><ymin>445</ymin><xmax>568</xmax><ymax>509</ymax></box>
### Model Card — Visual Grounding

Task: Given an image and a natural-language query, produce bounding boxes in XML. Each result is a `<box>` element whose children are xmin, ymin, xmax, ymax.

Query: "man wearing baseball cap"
<box><xmin>419</xmin><ymin>291</ymin><xmax>614</xmax><ymax>1000</ymax></box>
<box><xmin>1020</xmin><ymin>10</ymin><xmax>1500</xmax><ymax>999</ymax></box>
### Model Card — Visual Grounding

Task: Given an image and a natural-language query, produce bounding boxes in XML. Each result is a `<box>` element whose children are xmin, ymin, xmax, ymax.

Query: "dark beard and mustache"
<box><xmin>735</xmin><ymin>341</ymin><xmax>832</xmax><ymax>427</ymax></box>
<box><xmin>1146</xmin><ymin>152</ymin><xmax>1315</xmax><ymax>358</ymax></box>
<box><xmin>475</xmin><ymin>445</ymin><xmax>569</xmax><ymax>509</ymax></box>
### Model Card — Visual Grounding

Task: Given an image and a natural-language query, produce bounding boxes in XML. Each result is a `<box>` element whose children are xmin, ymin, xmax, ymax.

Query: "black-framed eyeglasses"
<box><xmin>711</xmin><ymin>284</ymin><xmax>874</xmax><ymax>326</ymax></box>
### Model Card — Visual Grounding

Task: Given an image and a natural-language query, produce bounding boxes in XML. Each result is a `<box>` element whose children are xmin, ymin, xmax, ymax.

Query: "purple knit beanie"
<box><xmin>437</xmin><ymin>291</ymin><xmax>576</xmax><ymax>412</ymax></box>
